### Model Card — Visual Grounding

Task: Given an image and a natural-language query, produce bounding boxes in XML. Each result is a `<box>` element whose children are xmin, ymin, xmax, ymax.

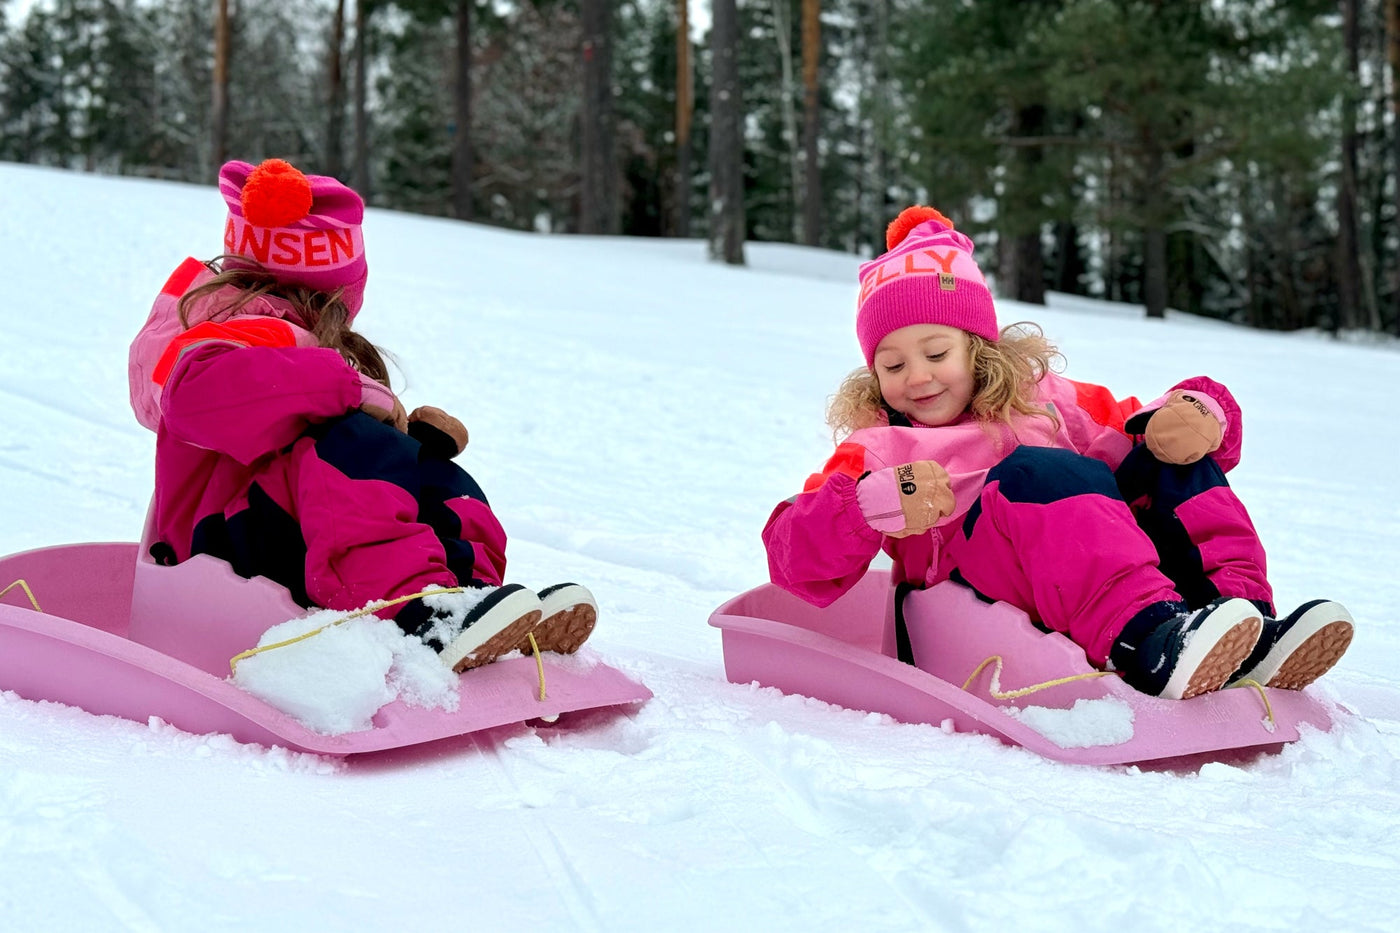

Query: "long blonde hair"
<box><xmin>826</xmin><ymin>322</ymin><xmax>1062</xmax><ymax>438</ymax></box>
<box><xmin>178</xmin><ymin>258</ymin><xmax>391</xmax><ymax>386</ymax></box>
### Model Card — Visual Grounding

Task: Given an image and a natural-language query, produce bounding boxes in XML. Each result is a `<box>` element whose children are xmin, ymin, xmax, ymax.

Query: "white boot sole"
<box><xmin>524</xmin><ymin>583</ymin><xmax>598</xmax><ymax>655</ymax></box>
<box><xmin>1161</xmin><ymin>599</ymin><xmax>1262</xmax><ymax>700</ymax></box>
<box><xmin>439</xmin><ymin>587</ymin><xmax>544</xmax><ymax>672</ymax></box>
<box><xmin>1234</xmin><ymin>601</ymin><xmax>1354</xmax><ymax>690</ymax></box>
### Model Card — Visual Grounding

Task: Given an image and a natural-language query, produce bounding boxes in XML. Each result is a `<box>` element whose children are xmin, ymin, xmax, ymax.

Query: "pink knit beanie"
<box><xmin>855</xmin><ymin>206</ymin><xmax>997</xmax><ymax>366</ymax></box>
<box><xmin>218</xmin><ymin>158</ymin><xmax>368</xmax><ymax>319</ymax></box>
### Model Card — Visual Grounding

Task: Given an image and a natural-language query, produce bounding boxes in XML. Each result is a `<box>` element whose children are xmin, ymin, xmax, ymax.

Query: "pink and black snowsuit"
<box><xmin>128</xmin><ymin>258</ymin><xmax>509</xmax><ymax>631</ymax></box>
<box><xmin>762</xmin><ymin>371</ymin><xmax>1274</xmax><ymax>666</ymax></box>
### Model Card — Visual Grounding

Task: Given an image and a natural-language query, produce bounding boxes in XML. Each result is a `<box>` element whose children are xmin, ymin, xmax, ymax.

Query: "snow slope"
<box><xmin>1</xmin><ymin>162</ymin><xmax>1398</xmax><ymax>931</ymax></box>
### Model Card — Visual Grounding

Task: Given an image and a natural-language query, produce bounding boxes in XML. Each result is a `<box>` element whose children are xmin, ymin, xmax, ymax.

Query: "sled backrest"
<box><xmin>127</xmin><ymin>505</ymin><xmax>305</xmax><ymax>677</ymax></box>
<box><xmin>0</xmin><ymin>542</ymin><xmax>137</xmax><ymax>634</ymax></box>
<box><xmin>714</xmin><ymin>570</ymin><xmax>898</xmax><ymax>656</ymax></box>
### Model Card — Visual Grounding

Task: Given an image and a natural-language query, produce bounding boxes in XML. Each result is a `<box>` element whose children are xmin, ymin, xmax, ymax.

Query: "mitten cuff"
<box><xmin>856</xmin><ymin>470</ymin><xmax>905</xmax><ymax>534</ymax></box>
<box><xmin>358</xmin><ymin>372</ymin><xmax>397</xmax><ymax>414</ymax></box>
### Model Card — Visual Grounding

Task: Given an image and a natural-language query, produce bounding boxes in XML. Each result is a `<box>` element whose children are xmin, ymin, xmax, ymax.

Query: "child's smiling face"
<box><xmin>872</xmin><ymin>324</ymin><xmax>976</xmax><ymax>427</ymax></box>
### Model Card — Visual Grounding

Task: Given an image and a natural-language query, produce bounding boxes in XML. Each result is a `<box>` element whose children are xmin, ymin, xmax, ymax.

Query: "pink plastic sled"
<box><xmin>0</xmin><ymin>541</ymin><xmax>650</xmax><ymax>756</ymax></box>
<box><xmin>710</xmin><ymin>571</ymin><xmax>1336</xmax><ymax>766</ymax></box>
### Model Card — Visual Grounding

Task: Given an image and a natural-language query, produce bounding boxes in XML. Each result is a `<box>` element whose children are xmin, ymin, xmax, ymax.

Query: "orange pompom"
<box><xmin>241</xmin><ymin>158</ymin><xmax>314</xmax><ymax>227</ymax></box>
<box><xmin>885</xmin><ymin>206</ymin><xmax>954</xmax><ymax>250</ymax></box>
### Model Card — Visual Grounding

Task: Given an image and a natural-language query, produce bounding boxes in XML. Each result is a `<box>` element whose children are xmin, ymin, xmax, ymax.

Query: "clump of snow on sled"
<box><xmin>232</xmin><ymin>608</ymin><xmax>461</xmax><ymax>736</ymax></box>
<box><xmin>1002</xmin><ymin>697</ymin><xmax>1136</xmax><ymax>749</ymax></box>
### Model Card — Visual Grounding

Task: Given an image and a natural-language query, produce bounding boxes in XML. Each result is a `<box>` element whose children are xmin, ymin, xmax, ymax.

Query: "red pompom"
<box><xmin>241</xmin><ymin>158</ymin><xmax>314</xmax><ymax>227</ymax></box>
<box><xmin>885</xmin><ymin>206</ymin><xmax>954</xmax><ymax>250</ymax></box>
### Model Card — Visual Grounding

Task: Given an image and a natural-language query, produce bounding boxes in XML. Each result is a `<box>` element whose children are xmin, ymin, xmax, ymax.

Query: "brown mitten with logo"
<box><xmin>407</xmin><ymin>405</ymin><xmax>469</xmax><ymax>459</ymax></box>
<box><xmin>856</xmin><ymin>460</ymin><xmax>956</xmax><ymax>538</ymax></box>
<box><xmin>1127</xmin><ymin>391</ymin><xmax>1225</xmax><ymax>465</ymax></box>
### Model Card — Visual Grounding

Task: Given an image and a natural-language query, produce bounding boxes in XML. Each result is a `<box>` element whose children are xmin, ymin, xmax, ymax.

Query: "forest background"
<box><xmin>2</xmin><ymin>0</ymin><xmax>1397</xmax><ymax>335</ymax></box>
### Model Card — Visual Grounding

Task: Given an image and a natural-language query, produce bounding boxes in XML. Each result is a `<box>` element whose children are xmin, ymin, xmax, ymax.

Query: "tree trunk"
<box><xmin>870</xmin><ymin>0</ymin><xmax>891</xmax><ymax>249</ymax></box>
<box><xmin>1139</xmin><ymin>139</ymin><xmax>1167</xmax><ymax>318</ymax></box>
<box><xmin>325</xmin><ymin>0</ymin><xmax>346</xmax><ymax>179</ymax></box>
<box><xmin>211</xmin><ymin>0</ymin><xmax>230</xmax><ymax>179</ymax></box>
<box><xmin>769</xmin><ymin>0</ymin><xmax>801</xmax><ymax>240</ymax></box>
<box><xmin>1011</xmin><ymin>230</ymin><xmax>1045</xmax><ymax>305</ymax></box>
<box><xmin>1337</xmin><ymin>0</ymin><xmax>1362</xmax><ymax>333</ymax></box>
<box><xmin>1007</xmin><ymin>104</ymin><xmax>1045</xmax><ymax>304</ymax></box>
<box><xmin>579</xmin><ymin>0</ymin><xmax>618</xmax><ymax>234</ymax></box>
<box><xmin>352</xmin><ymin>0</ymin><xmax>370</xmax><ymax>198</ymax></box>
<box><xmin>1143</xmin><ymin>222</ymin><xmax>1167</xmax><ymax>319</ymax></box>
<box><xmin>451</xmin><ymin>0</ymin><xmax>473</xmax><ymax>220</ymax></box>
<box><xmin>675</xmin><ymin>0</ymin><xmax>693</xmax><ymax>237</ymax></box>
<box><xmin>1051</xmin><ymin>221</ymin><xmax>1082</xmax><ymax>294</ymax></box>
<box><xmin>708</xmin><ymin>0</ymin><xmax>746</xmax><ymax>264</ymax></box>
<box><xmin>1386</xmin><ymin>0</ymin><xmax>1400</xmax><ymax>332</ymax></box>
<box><xmin>801</xmin><ymin>0</ymin><xmax>821</xmax><ymax>247</ymax></box>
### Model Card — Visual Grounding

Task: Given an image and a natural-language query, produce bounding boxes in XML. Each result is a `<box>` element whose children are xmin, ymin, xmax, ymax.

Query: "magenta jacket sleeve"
<box><xmin>762</xmin><ymin>471</ymin><xmax>886</xmax><ymax>608</ymax></box>
<box><xmin>160</xmin><ymin>342</ymin><xmax>364</xmax><ymax>465</ymax></box>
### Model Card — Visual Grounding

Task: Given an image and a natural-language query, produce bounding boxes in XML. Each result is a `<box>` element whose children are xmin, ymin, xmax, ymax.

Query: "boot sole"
<box><xmin>526</xmin><ymin>604</ymin><xmax>597</xmax><ymax>655</ymax></box>
<box><xmin>521</xmin><ymin>583</ymin><xmax>597</xmax><ymax>655</ymax></box>
<box><xmin>438</xmin><ymin>586</ymin><xmax>545</xmax><ymax>672</ymax></box>
<box><xmin>451</xmin><ymin>610</ymin><xmax>542</xmax><ymax>672</ymax></box>
<box><xmin>1258</xmin><ymin>619</ymin><xmax>1354</xmax><ymax>690</ymax></box>
<box><xmin>1166</xmin><ymin>601</ymin><xmax>1263</xmax><ymax>700</ymax></box>
<box><xmin>1265</xmin><ymin>620</ymin><xmax>1353</xmax><ymax>689</ymax></box>
<box><xmin>1231</xmin><ymin>601</ymin><xmax>1355</xmax><ymax>690</ymax></box>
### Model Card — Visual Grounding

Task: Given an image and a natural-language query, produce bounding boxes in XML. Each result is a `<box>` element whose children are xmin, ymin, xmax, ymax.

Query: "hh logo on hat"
<box><xmin>858</xmin><ymin>248</ymin><xmax>961</xmax><ymax>304</ymax></box>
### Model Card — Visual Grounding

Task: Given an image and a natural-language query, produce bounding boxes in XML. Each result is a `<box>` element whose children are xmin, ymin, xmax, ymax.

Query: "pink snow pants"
<box><xmin>937</xmin><ymin>445</ymin><xmax>1271</xmax><ymax>666</ymax></box>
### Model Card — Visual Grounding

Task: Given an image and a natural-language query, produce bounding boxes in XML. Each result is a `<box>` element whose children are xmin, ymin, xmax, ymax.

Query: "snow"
<box><xmin>2</xmin><ymin>161</ymin><xmax>1400</xmax><ymax>930</ymax></box>
<box><xmin>1006</xmin><ymin>697</ymin><xmax>1137</xmax><ymax>748</ymax></box>
<box><xmin>230</xmin><ymin>607</ymin><xmax>461</xmax><ymax>736</ymax></box>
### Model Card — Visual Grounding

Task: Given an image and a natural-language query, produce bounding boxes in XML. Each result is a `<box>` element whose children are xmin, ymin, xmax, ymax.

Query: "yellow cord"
<box><xmin>0</xmin><ymin>579</ymin><xmax>42</xmax><ymax>612</ymax></box>
<box><xmin>528</xmin><ymin>631</ymin><xmax>546</xmax><ymax>701</ymax></box>
<box><xmin>228</xmin><ymin>586</ymin><xmax>471</xmax><ymax>673</ymax></box>
<box><xmin>961</xmin><ymin>656</ymin><xmax>1278</xmax><ymax>728</ymax></box>
<box><xmin>961</xmin><ymin>655</ymin><xmax>1114</xmax><ymax>699</ymax></box>
<box><xmin>1228</xmin><ymin>678</ymin><xmax>1276</xmax><ymax>728</ymax></box>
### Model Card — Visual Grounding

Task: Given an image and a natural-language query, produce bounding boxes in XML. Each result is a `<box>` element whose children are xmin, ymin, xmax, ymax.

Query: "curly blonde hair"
<box><xmin>826</xmin><ymin>322</ymin><xmax>1063</xmax><ymax>438</ymax></box>
<box><xmin>178</xmin><ymin>258</ymin><xmax>392</xmax><ymax>386</ymax></box>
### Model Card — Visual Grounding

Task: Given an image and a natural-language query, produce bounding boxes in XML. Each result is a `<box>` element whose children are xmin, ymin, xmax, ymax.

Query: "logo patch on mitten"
<box><xmin>896</xmin><ymin>463</ymin><xmax>917</xmax><ymax>495</ymax></box>
<box><xmin>1181</xmin><ymin>394</ymin><xmax>1209</xmax><ymax>418</ymax></box>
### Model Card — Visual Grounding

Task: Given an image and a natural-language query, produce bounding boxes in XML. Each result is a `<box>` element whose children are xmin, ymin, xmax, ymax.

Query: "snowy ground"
<box><xmin>2</xmin><ymin>162</ymin><xmax>1398</xmax><ymax>931</ymax></box>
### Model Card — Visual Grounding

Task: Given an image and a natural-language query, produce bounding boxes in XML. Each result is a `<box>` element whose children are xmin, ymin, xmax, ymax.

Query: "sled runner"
<box><xmin>0</xmin><ymin>541</ymin><xmax>650</xmax><ymax>756</ymax></box>
<box><xmin>709</xmin><ymin>570</ymin><xmax>1336</xmax><ymax>766</ymax></box>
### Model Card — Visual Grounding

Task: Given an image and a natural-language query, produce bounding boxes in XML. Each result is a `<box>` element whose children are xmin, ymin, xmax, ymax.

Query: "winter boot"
<box><xmin>408</xmin><ymin>584</ymin><xmax>543</xmax><ymax>672</ymax></box>
<box><xmin>517</xmin><ymin>583</ymin><xmax>597</xmax><ymax>656</ymax></box>
<box><xmin>1109</xmin><ymin>597</ymin><xmax>1263</xmax><ymax>700</ymax></box>
<box><xmin>1230</xmin><ymin>600</ymin><xmax>1354</xmax><ymax>690</ymax></box>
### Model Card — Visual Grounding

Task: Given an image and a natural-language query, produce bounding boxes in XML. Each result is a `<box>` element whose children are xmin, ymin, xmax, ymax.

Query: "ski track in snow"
<box><xmin>1</xmin><ymin>163</ymin><xmax>1399</xmax><ymax>930</ymax></box>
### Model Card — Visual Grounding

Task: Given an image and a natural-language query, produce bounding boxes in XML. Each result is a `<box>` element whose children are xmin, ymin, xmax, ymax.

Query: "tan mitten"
<box><xmin>856</xmin><ymin>460</ymin><xmax>956</xmax><ymax>538</ymax></box>
<box><xmin>408</xmin><ymin>405</ymin><xmax>469</xmax><ymax>458</ymax></box>
<box><xmin>1141</xmin><ymin>391</ymin><xmax>1224</xmax><ymax>464</ymax></box>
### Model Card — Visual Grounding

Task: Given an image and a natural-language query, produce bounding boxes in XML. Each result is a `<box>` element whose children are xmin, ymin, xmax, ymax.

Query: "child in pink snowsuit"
<box><xmin>129</xmin><ymin>158</ymin><xmax>596</xmax><ymax>672</ymax></box>
<box><xmin>763</xmin><ymin>206</ymin><xmax>1354</xmax><ymax>699</ymax></box>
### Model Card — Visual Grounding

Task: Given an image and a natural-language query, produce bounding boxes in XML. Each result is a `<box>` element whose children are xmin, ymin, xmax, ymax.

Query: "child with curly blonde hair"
<box><xmin>762</xmin><ymin>206</ymin><xmax>1353</xmax><ymax>699</ymax></box>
